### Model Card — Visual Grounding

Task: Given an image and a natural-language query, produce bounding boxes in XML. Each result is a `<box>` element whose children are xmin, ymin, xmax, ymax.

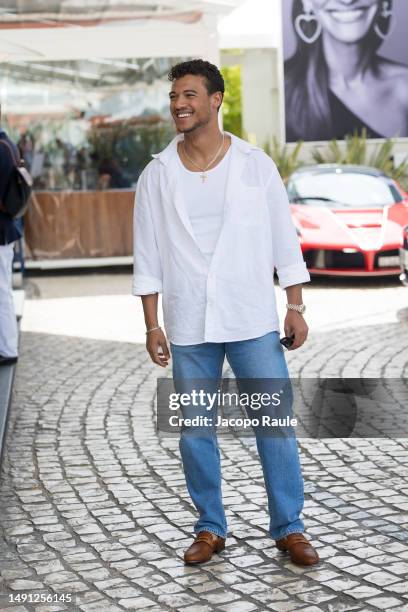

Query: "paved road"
<box><xmin>20</xmin><ymin>273</ymin><xmax>408</xmax><ymax>343</ymax></box>
<box><xmin>1</xmin><ymin>272</ymin><xmax>408</xmax><ymax>611</ymax></box>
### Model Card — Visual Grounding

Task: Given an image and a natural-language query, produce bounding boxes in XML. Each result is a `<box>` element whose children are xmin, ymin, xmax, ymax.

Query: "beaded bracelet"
<box><xmin>146</xmin><ymin>325</ymin><xmax>161</xmax><ymax>334</ymax></box>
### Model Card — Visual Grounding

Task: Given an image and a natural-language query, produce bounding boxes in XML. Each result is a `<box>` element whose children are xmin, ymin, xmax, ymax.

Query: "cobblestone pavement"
<box><xmin>1</xmin><ymin>319</ymin><xmax>408</xmax><ymax>612</ymax></box>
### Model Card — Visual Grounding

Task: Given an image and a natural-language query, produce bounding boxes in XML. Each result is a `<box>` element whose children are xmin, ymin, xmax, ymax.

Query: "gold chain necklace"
<box><xmin>182</xmin><ymin>133</ymin><xmax>225</xmax><ymax>183</ymax></box>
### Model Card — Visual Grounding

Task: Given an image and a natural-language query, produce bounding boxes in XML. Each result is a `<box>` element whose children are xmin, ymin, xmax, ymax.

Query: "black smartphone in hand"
<box><xmin>280</xmin><ymin>334</ymin><xmax>295</xmax><ymax>348</ymax></box>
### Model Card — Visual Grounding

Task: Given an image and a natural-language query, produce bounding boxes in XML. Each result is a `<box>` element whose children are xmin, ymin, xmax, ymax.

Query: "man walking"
<box><xmin>133</xmin><ymin>59</ymin><xmax>319</xmax><ymax>566</ymax></box>
<box><xmin>0</xmin><ymin>128</ymin><xmax>21</xmax><ymax>366</ymax></box>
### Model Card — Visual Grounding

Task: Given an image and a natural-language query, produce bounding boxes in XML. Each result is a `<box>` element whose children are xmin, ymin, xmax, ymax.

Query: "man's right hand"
<box><xmin>146</xmin><ymin>328</ymin><xmax>171</xmax><ymax>367</ymax></box>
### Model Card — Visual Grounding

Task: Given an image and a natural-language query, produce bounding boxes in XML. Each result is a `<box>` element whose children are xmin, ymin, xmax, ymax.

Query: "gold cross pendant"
<box><xmin>200</xmin><ymin>173</ymin><xmax>207</xmax><ymax>183</ymax></box>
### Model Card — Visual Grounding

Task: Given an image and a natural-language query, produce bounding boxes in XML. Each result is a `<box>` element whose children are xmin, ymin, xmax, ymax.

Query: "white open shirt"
<box><xmin>133</xmin><ymin>131</ymin><xmax>310</xmax><ymax>345</ymax></box>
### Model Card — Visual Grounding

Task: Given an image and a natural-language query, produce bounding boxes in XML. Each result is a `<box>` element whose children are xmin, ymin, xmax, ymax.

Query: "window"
<box><xmin>1</xmin><ymin>56</ymin><xmax>187</xmax><ymax>190</ymax></box>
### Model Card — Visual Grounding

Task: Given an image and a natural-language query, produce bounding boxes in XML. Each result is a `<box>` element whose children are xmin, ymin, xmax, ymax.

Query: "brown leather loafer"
<box><xmin>184</xmin><ymin>531</ymin><xmax>226</xmax><ymax>565</ymax></box>
<box><xmin>275</xmin><ymin>532</ymin><xmax>319</xmax><ymax>566</ymax></box>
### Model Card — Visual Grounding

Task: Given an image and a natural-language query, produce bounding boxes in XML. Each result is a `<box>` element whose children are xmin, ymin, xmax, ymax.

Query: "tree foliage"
<box><xmin>221</xmin><ymin>65</ymin><xmax>242</xmax><ymax>138</ymax></box>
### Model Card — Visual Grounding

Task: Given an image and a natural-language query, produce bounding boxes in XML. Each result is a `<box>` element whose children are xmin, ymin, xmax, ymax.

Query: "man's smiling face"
<box><xmin>169</xmin><ymin>74</ymin><xmax>222</xmax><ymax>134</ymax></box>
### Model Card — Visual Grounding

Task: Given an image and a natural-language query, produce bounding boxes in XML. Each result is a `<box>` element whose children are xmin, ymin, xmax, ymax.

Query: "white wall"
<box><xmin>241</xmin><ymin>48</ymin><xmax>281</xmax><ymax>146</ymax></box>
<box><xmin>221</xmin><ymin>48</ymin><xmax>282</xmax><ymax>146</ymax></box>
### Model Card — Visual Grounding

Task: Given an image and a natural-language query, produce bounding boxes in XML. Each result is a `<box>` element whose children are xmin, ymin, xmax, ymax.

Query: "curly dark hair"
<box><xmin>168</xmin><ymin>59</ymin><xmax>225</xmax><ymax>111</ymax></box>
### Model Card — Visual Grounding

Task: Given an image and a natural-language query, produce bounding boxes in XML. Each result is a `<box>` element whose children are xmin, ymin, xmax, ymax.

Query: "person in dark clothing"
<box><xmin>0</xmin><ymin>129</ymin><xmax>21</xmax><ymax>365</ymax></box>
<box><xmin>98</xmin><ymin>158</ymin><xmax>131</xmax><ymax>189</ymax></box>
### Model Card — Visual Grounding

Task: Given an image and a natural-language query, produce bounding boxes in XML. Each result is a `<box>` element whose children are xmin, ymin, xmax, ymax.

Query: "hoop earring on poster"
<box><xmin>295</xmin><ymin>7</ymin><xmax>322</xmax><ymax>44</ymax></box>
<box><xmin>374</xmin><ymin>0</ymin><xmax>393</xmax><ymax>40</ymax></box>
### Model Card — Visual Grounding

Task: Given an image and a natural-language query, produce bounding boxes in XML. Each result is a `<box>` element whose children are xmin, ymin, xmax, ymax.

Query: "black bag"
<box><xmin>0</xmin><ymin>139</ymin><xmax>33</xmax><ymax>219</ymax></box>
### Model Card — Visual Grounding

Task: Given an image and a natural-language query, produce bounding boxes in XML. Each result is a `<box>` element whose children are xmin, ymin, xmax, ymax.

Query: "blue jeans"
<box><xmin>170</xmin><ymin>331</ymin><xmax>305</xmax><ymax>541</ymax></box>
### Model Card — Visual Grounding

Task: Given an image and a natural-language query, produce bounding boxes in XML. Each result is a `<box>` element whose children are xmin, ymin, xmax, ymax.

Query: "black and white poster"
<box><xmin>282</xmin><ymin>0</ymin><xmax>408</xmax><ymax>142</ymax></box>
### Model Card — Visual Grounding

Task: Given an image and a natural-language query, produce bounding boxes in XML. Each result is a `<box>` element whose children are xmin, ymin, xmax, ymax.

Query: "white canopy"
<box><xmin>0</xmin><ymin>0</ymin><xmax>245</xmax><ymax>62</ymax></box>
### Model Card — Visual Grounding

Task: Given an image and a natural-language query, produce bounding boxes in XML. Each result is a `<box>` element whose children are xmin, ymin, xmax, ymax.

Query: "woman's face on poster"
<box><xmin>309</xmin><ymin>0</ymin><xmax>380</xmax><ymax>43</ymax></box>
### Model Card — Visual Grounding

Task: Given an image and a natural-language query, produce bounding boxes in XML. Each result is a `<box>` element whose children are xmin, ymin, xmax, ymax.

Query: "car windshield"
<box><xmin>287</xmin><ymin>172</ymin><xmax>403</xmax><ymax>207</ymax></box>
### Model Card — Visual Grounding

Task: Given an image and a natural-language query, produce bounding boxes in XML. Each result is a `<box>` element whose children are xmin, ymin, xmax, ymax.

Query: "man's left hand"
<box><xmin>284</xmin><ymin>310</ymin><xmax>308</xmax><ymax>350</ymax></box>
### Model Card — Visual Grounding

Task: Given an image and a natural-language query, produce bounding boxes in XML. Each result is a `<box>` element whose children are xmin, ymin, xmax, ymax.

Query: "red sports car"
<box><xmin>287</xmin><ymin>164</ymin><xmax>408</xmax><ymax>276</ymax></box>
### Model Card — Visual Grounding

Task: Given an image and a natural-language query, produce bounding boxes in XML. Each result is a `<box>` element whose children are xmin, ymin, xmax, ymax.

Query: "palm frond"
<box><xmin>312</xmin><ymin>130</ymin><xmax>408</xmax><ymax>188</ymax></box>
<box><xmin>265</xmin><ymin>137</ymin><xmax>304</xmax><ymax>181</ymax></box>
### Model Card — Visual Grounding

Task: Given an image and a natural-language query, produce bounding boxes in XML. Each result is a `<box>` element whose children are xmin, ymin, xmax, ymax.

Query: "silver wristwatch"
<box><xmin>286</xmin><ymin>303</ymin><xmax>306</xmax><ymax>314</ymax></box>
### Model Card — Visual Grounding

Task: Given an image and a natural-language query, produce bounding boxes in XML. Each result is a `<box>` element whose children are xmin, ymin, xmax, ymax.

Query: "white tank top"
<box><xmin>177</xmin><ymin>146</ymin><xmax>232</xmax><ymax>264</ymax></box>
